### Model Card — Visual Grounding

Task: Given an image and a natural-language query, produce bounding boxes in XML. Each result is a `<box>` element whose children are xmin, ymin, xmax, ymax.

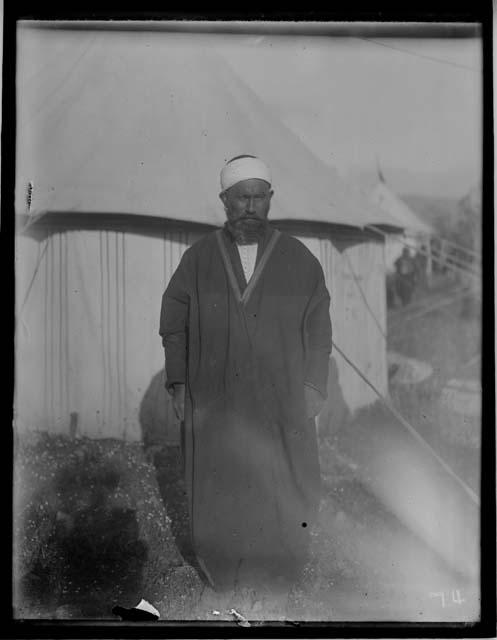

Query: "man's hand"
<box><xmin>305</xmin><ymin>384</ymin><xmax>325</xmax><ymax>419</ymax></box>
<box><xmin>171</xmin><ymin>383</ymin><xmax>185</xmax><ymax>422</ymax></box>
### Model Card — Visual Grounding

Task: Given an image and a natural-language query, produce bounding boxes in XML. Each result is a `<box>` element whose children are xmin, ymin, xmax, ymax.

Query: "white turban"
<box><xmin>220</xmin><ymin>156</ymin><xmax>272</xmax><ymax>192</ymax></box>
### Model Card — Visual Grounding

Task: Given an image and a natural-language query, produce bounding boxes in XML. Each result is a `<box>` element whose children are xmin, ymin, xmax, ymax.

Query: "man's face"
<box><xmin>220</xmin><ymin>179</ymin><xmax>274</xmax><ymax>243</ymax></box>
<box><xmin>220</xmin><ymin>178</ymin><xmax>273</xmax><ymax>223</ymax></box>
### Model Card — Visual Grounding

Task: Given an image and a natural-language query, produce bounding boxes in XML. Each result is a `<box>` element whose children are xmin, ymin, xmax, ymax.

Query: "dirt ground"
<box><xmin>13</xmin><ymin>275</ymin><xmax>481</xmax><ymax>624</ymax></box>
<box><xmin>13</xmin><ymin>436</ymin><xmax>203</xmax><ymax>620</ymax></box>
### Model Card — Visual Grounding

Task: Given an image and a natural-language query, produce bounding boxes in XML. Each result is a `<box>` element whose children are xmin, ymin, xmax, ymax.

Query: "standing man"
<box><xmin>159</xmin><ymin>155</ymin><xmax>332</xmax><ymax>614</ymax></box>
<box><xmin>394</xmin><ymin>246</ymin><xmax>416</xmax><ymax>306</ymax></box>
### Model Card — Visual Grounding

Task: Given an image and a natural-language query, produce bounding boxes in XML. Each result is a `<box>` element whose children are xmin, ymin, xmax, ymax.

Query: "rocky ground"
<box><xmin>13</xmin><ymin>430</ymin><xmax>479</xmax><ymax>624</ymax></box>
<box><xmin>13</xmin><ymin>435</ymin><xmax>203</xmax><ymax>620</ymax></box>
<box><xmin>13</xmin><ymin>277</ymin><xmax>481</xmax><ymax>624</ymax></box>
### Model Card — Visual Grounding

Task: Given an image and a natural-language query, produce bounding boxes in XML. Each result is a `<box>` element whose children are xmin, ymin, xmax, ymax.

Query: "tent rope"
<box><xmin>369</xmin><ymin>224</ymin><xmax>481</xmax><ymax>282</ymax></box>
<box><xmin>429</xmin><ymin>234</ymin><xmax>481</xmax><ymax>261</ymax></box>
<box><xmin>412</xmin><ymin>240</ymin><xmax>480</xmax><ymax>279</ymax></box>
<box><xmin>428</xmin><ymin>245</ymin><xmax>482</xmax><ymax>275</ymax></box>
<box><xmin>17</xmin><ymin>238</ymin><xmax>49</xmax><ymax>317</ymax></box>
<box><xmin>388</xmin><ymin>287</ymin><xmax>475</xmax><ymax>329</ymax></box>
<box><xmin>388</xmin><ymin>284</ymin><xmax>466</xmax><ymax>320</ymax></box>
<box><xmin>395</xmin><ymin>228</ymin><xmax>480</xmax><ymax>272</ymax></box>
<box><xmin>332</xmin><ymin>339</ymin><xmax>480</xmax><ymax>507</ymax></box>
<box><xmin>342</xmin><ymin>251</ymin><xmax>387</xmax><ymax>340</ymax></box>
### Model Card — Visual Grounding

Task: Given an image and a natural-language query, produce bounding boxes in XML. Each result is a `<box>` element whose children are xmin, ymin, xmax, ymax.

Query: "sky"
<box><xmin>212</xmin><ymin>31</ymin><xmax>482</xmax><ymax>198</ymax></box>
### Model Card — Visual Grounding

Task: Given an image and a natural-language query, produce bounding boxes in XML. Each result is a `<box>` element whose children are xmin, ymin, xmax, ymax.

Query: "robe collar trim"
<box><xmin>216</xmin><ymin>227</ymin><xmax>281</xmax><ymax>305</ymax></box>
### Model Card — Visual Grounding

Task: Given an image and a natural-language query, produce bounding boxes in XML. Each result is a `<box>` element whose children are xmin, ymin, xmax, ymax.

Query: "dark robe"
<box><xmin>159</xmin><ymin>225</ymin><xmax>332</xmax><ymax>592</ymax></box>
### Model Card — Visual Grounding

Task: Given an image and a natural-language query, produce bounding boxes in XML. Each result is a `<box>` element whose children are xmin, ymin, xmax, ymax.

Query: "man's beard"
<box><xmin>226</xmin><ymin>217</ymin><xmax>269</xmax><ymax>244</ymax></box>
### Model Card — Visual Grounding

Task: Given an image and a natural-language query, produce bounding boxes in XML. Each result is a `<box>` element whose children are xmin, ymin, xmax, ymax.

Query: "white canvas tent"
<box><xmin>368</xmin><ymin>179</ymin><xmax>434</xmax><ymax>274</ymax></box>
<box><xmin>15</xmin><ymin>25</ymin><xmax>400</xmax><ymax>442</ymax></box>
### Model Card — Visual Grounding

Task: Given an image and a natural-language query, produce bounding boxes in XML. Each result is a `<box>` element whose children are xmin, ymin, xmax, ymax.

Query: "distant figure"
<box><xmin>394</xmin><ymin>247</ymin><xmax>416</xmax><ymax>306</ymax></box>
<box><xmin>414</xmin><ymin>247</ymin><xmax>427</xmax><ymax>289</ymax></box>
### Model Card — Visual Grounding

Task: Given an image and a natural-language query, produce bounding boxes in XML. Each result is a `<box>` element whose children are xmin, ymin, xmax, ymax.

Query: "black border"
<box><xmin>3</xmin><ymin>3</ymin><xmax>491</xmax><ymax>25</ymax></box>
<box><xmin>4</xmin><ymin>2</ymin><xmax>495</xmax><ymax>638</ymax></box>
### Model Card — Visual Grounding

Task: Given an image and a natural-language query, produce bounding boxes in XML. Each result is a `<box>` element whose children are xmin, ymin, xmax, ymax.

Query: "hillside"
<box><xmin>401</xmin><ymin>194</ymin><xmax>460</xmax><ymax>236</ymax></box>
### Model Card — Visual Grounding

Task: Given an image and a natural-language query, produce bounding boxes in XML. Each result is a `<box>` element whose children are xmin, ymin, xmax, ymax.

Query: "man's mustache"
<box><xmin>234</xmin><ymin>216</ymin><xmax>266</xmax><ymax>223</ymax></box>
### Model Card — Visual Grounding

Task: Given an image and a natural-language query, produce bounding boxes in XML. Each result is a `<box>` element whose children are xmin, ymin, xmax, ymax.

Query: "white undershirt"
<box><xmin>236</xmin><ymin>243</ymin><xmax>258</xmax><ymax>283</ymax></box>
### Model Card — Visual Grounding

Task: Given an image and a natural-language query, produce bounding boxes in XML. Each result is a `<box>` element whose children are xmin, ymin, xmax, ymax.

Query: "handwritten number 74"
<box><xmin>429</xmin><ymin>591</ymin><xmax>465</xmax><ymax>607</ymax></box>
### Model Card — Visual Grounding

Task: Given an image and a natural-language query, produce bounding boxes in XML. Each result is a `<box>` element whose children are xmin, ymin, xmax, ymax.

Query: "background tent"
<box><xmin>368</xmin><ymin>177</ymin><xmax>434</xmax><ymax>274</ymax></box>
<box><xmin>15</xmin><ymin>25</ymin><xmax>400</xmax><ymax>442</ymax></box>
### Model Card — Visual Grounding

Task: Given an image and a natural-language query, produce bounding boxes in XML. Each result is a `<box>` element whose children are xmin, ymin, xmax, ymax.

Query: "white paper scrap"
<box><xmin>134</xmin><ymin>598</ymin><xmax>160</xmax><ymax>619</ymax></box>
<box><xmin>229</xmin><ymin>608</ymin><xmax>251</xmax><ymax>627</ymax></box>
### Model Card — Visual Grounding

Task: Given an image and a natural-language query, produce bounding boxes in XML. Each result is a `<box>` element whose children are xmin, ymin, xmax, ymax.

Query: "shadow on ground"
<box><xmin>13</xmin><ymin>434</ymin><xmax>189</xmax><ymax>620</ymax></box>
